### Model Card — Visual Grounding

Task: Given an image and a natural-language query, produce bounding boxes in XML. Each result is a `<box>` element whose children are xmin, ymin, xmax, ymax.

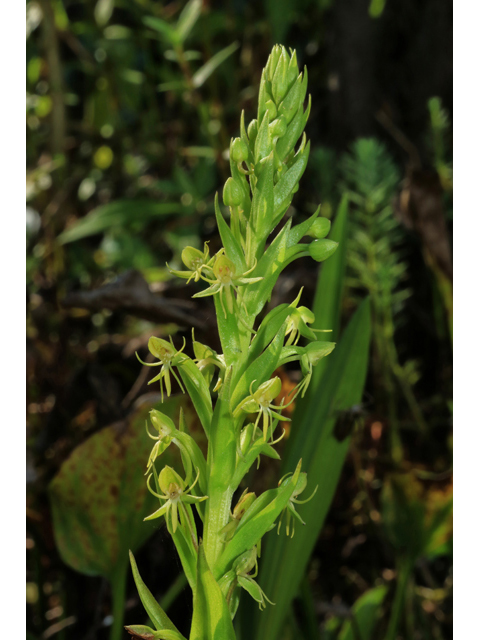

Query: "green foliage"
<box><xmin>340</xmin><ymin>138</ymin><xmax>427</xmax><ymax>450</ymax></box>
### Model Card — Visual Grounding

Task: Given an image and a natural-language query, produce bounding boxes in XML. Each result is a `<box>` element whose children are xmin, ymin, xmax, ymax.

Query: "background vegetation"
<box><xmin>26</xmin><ymin>1</ymin><xmax>452</xmax><ymax>638</ymax></box>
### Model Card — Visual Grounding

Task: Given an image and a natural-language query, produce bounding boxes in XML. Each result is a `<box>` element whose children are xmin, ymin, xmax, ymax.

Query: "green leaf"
<box><xmin>248</xmin><ymin>298</ymin><xmax>371</xmax><ymax>640</ymax></box>
<box><xmin>176</xmin><ymin>0</ymin><xmax>202</xmax><ymax>43</ymax></box>
<box><xmin>190</xmin><ymin>545</ymin><xmax>236</xmax><ymax>640</ymax></box>
<box><xmin>214</xmin><ymin>194</ymin><xmax>247</xmax><ymax>273</ymax></box>
<box><xmin>230</xmin><ymin>321</ymin><xmax>287</xmax><ymax>411</ymax></box>
<box><xmin>125</xmin><ymin>625</ymin><xmax>186</xmax><ymax>639</ymax></box>
<box><xmin>272</xmin><ymin>141</ymin><xmax>310</xmax><ymax>223</ymax></box>
<box><xmin>143</xmin><ymin>16</ymin><xmax>180</xmax><ymax>45</ymax></box>
<box><xmin>244</xmin><ymin>221</ymin><xmax>291</xmax><ymax>317</ymax></box>
<box><xmin>338</xmin><ymin>586</ymin><xmax>388</xmax><ymax>640</ymax></box>
<box><xmin>251</xmin><ymin>151</ymin><xmax>275</xmax><ymax>247</ymax></box>
<box><xmin>49</xmin><ymin>395</ymin><xmax>203</xmax><ymax>579</ymax></box>
<box><xmin>192</xmin><ymin>42</ymin><xmax>239</xmax><ymax>89</ymax></box>
<box><xmin>215</xmin><ymin>461</ymin><xmax>302</xmax><ymax>579</ymax></box>
<box><xmin>129</xmin><ymin>552</ymin><xmax>181</xmax><ymax>634</ymax></box>
<box><xmin>94</xmin><ymin>0</ymin><xmax>114</xmax><ymax>27</ymax></box>
<box><xmin>58</xmin><ymin>200</ymin><xmax>185</xmax><ymax>244</ymax></box>
<box><xmin>178</xmin><ymin>359</ymin><xmax>213</xmax><ymax>438</ymax></box>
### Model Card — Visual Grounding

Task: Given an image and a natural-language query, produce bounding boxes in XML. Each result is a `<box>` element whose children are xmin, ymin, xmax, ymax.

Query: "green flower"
<box><xmin>277</xmin><ymin>472</ymin><xmax>317</xmax><ymax>538</ymax></box>
<box><xmin>220</xmin><ymin>547</ymin><xmax>274</xmax><ymax>615</ymax></box>
<box><xmin>193</xmin><ymin>253</ymin><xmax>262</xmax><ymax>318</ymax></box>
<box><xmin>233</xmin><ymin>377</ymin><xmax>293</xmax><ymax>441</ymax></box>
<box><xmin>136</xmin><ymin>336</ymin><xmax>187</xmax><ymax>402</ymax></box>
<box><xmin>168</xmin><ymin>243</ymin><xmax>213</xmax><ymax>283</ymax></box>
<box><xmin>145</xmin><ymin>466</ymin><xmax>207</xmax><ymax>533</ymax></box>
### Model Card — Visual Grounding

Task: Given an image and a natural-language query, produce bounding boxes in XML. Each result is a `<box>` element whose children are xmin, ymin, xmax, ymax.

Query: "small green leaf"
<box><xmin>190</xmin><ymin>545</ymin><xmax>236</xmax><ymax>640</ymax></box>
<box><xmin>143</xmin><ymin>17</ymin><xmax>180</xmax><ymax>45</ymax></box>
<box><xmin>178</xmin><ymin>359</ymin><xmax>213</xmax><ymax>438</ymax></box>
<box><xmin>129</xmin><ymin>551</ymin><xmax>181</xmax><ymax>633</ymax></box>
<box><xmin>58</xmin><ymin>200</ymin><xmax>185</xmax><ymax>244</ymax></box>
<box><xmin>244</xmin><ymin>221</ymin><xmax>291</xmax><ymax>317</ymax></box>
<box><xmin>230</xmin><ymin>321</ymin><xmax>287</xmax><ymax>411</ymax></box>
<box><xmin>192</xmin><ymin>42</ymin><xmax>239</xmax><ymax>89</ymax></box>
<box><xmin>94</xmin><ymin>0</ymin><xmax>114</xmax><ymax>27</ymax></box>
<box><xmin>272</xmin><ymin>142</ymin><xmax>310</xmax><ymax>222</ymax></box>
<box><xmin>215</xmin><ymin>461</ymin><xmax>302</xmax><ymax>578</ymax></box>
<box><xmin>176</xmin><ymin>0</ymin><xmax>202</xmax><ymax>43</ymax></box>
<box><xmin>338</xmin><ymin>586</ymin><xmax>388</xmax><ymax>640</ymax></box>
<box><xmin>214</xmin><ymin>194</ymin><xmax>247</xmax><ymax>273</ymax></box>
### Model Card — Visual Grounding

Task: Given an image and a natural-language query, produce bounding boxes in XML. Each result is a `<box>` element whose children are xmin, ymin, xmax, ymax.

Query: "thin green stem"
<box><xmin>109</xmin><ymin>561</ymin><xmax>128</xmax><ymax>640</ymax></box>
<box><xmin>385</xmin><ymin>557</ymin><xmax>414</xmax><ymax>640</ymax></box>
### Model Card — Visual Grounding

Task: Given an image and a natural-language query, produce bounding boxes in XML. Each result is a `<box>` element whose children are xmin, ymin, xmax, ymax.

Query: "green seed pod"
<box><xmin>307</xmin><ymin>217</ymin><xmax>331</xmax><ymax>239</ymax></box>
<box><xmin>308</xmin><ymin>238</ymin><xmax>338</xmax><ymax>262</ymax></box>
<box><xmin>231</xmin><ymin>137</ymin><xmax>249</xmax><ymax>163</ymax></box>
<box><xmin>223</xmin><ymin>177</ymin><xmax>244</xmax><ymax>207</ymax></box>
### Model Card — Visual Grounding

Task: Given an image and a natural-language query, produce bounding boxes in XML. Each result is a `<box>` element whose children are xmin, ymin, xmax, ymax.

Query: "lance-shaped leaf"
<box><xmin>272</xmin><ymin>141</ymin><xmax>310</xmax><ymax>224</ymax></box>
<box><xmin>338</xmin><ymin>585</ymin><xmax>388</xmax><ymax>640</ymax></box>
<box><xmin>251</xmin><ymin>153</ymin><xmax>275</xmax><ymax>251</ymax></box>
<box><xmin>125</xmin><ymin>625</ymin><xmax>186</xmax><ymax>639</ymax></box>
<box><xmin>190</xmin><ymin>545</ymin><xmax>236</xmax><ymax>640</ymax></box>
<box><xmin>243</xmin><ymin>220</ymin><xmax>291</xmax><ymax>317</ymax></box>
<box><xmin>129</xmin><ymin>551</ymin><xmax>181</xmax><ymax>634</ymax></box>
<box><xmin>276</xmin><ymin>96</ymin><xmax>311</xmax><ymax>162</ymax></box>
<box><xmin>287</xmin><ymin>205</ymin><xmax>320</xmax><ymax>247</ymax></box>
<box><xmin>215</xmin><ymin>461</ymin><xmax>302</xmax><ymax>579</ymax></box>
<box><xmin>230</xmin><ymin>321</ymin><xmax>287</xmax><ymax>411</ymax></box>
<box><xmin>178</xmin><ymin>358</ymin><xmax>213</xmax><ymax>437</ymax></box>
<box><xmin>214</xmin><ymin>194</ymin><xmax>247</xmax><ymax>274</ymax></box>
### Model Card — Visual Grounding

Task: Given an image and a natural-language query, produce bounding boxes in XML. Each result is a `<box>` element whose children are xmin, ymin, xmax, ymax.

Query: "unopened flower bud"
<box><xmin>231</xmin><ymin>137</ymin><xmax>249</xmax><ymax>163</ymax></box>
<box><xmin>247</xmin><ymin>119</ymin><xmax>258</xmax><ymax>145</ymax></box>
<box><xmin>223</xmin><ymin>177</ymin><xmax>244</xmax><ymax>207</ymax></box>
<box><xmin>308</xmin><ymin>238</ymin><xmax>338</xmax><ymax>262</ymax></box>
<box><xmin>307</xmin><ymin>217</ymin><xmax>331</xmax><ymax>239</ymax></box>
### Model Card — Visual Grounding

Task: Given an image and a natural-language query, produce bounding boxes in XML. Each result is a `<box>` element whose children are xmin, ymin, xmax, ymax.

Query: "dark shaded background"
<box><xmin>26</xmin><ymin>1</ymin><xmax>452</xmax><ymax>638</ymax></box>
